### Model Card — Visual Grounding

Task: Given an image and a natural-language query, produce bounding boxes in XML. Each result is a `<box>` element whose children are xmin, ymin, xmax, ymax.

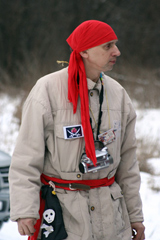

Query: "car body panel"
<box><xmin>0</xmin><ymin>150</ymin><xmax>11</xmax><ymax>223</ymax></box>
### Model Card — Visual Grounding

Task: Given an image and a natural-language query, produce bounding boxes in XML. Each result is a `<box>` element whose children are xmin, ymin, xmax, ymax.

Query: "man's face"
<box><xmin>84</xmin><ymin>40</ymin><xmax>121</xmax><ymax>73</ymax></box>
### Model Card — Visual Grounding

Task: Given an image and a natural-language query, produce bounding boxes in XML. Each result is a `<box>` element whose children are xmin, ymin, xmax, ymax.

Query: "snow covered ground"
<box><xmin>0</xmin><ymin>93</ymin><xmax>160</xmax><ymax>239</ymax></box>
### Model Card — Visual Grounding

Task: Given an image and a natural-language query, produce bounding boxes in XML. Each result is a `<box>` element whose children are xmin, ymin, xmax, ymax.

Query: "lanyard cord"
<box><xmin>89</xmin><ymin>73</ymin><xmax>111</xmax><ymax>140</ymax></box>
<box><xmin>96</xmin><ymin>75</ymin><xmax>104</xmax><ymax>140</ymax></box>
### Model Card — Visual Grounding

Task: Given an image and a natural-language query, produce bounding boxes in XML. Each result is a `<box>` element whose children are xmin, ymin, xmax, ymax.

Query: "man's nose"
<box><xmin>112</xmin><ymin>45</ymin><xmax>121</xmax><ymax>57</ymax></box>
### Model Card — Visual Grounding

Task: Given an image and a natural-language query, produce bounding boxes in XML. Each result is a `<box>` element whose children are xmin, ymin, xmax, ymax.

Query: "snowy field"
<box><xmin>0</xmin><ymin>93</ymin><xmax>160</xmax><ymax>240</ymax></box>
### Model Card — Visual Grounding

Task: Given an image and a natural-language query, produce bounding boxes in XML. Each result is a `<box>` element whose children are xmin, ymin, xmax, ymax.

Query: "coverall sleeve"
<box><xmin>9</xmin><ymin>92</ymin><xmax>50</xmax><ymax>221</ymax></box>
<box><xmin>116</xmin><ymin>100</ymin><xmax>144</xmax><ymax>223</ymax></box>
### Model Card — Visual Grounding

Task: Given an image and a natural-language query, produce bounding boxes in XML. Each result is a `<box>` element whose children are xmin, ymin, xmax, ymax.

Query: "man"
<box><xmin>9</xmin><ymin>20</ymin><xmax>145</xmax><ymax>240</ymax></box>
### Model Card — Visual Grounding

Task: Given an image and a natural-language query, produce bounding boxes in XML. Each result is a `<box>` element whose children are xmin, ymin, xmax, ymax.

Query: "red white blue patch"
<box><xmin>63</xmin><ymin>125</ymin><xmax>84</xmax><ymax>139</ymax></box>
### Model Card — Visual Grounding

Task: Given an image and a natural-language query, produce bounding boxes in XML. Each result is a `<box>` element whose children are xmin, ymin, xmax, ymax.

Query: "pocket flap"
<box><xmin>110</xmin><ymin>182</ymin><xmax>123</xmax><ymax>200</ymax></box>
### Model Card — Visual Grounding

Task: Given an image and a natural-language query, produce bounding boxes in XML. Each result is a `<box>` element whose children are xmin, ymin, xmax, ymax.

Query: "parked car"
<box><xmin>0</xmin><ymin>150</ymin><xmax>11</xmax><ymax>228</ymax></box>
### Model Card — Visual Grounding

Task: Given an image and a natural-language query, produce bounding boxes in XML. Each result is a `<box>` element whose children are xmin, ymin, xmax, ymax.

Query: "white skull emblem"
<box><xmin>43</xmin><ymin>209</ymin><xmax>55</xmax><ymax>223</ymax></box>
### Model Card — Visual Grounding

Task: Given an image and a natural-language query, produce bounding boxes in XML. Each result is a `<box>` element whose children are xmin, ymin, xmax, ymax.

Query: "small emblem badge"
<box><xmin>98</xmin><ymin>128</ymin><xmax>116</xmax><ymax>145</ymax></box>
<box><xmin>63</xmin><ymin>125</ymin><xmax>84</xmax><ymax>139</ymax></box>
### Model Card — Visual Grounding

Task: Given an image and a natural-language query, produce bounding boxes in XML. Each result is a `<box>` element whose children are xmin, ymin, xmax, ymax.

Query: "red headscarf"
<box><xmin>66</xmin><ymin>20</ymin><xmax>117</xmax><ymax>165</ymax></box>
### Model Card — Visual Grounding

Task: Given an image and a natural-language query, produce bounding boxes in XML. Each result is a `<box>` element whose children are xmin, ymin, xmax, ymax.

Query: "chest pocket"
<box><xmin>55</xmin><ymin>124</ymin><xmax>85</xmax><ymax>175</ymax></box>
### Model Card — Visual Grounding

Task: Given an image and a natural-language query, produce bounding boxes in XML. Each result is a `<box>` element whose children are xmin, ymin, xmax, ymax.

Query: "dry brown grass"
<box><xmin>137</xmin><ymin>139</ymin><xmax>160</xmax><ymax>175</ymax></box>
<box><xmin>108</xmin><ymin>62</ymin><xmax>160</xmax><ymax>108</ymax></box>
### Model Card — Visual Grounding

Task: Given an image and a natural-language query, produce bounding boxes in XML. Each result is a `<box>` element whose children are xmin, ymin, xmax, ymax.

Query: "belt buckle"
<box><xmin>69</xmin><ymin>183</ymin><xmax>76</xmax><ymax>190</ymax></box>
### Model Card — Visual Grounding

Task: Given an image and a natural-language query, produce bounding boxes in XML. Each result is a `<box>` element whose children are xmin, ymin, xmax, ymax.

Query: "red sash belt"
<box><xmin>41</xmin><ymin>173</ymin><xmax>115</xmax><ymax>190</ymax></box>
<box><xmin>29</xmin><ymin>174</ymin><xmax>115</xmax><ymax>240</ymax></box>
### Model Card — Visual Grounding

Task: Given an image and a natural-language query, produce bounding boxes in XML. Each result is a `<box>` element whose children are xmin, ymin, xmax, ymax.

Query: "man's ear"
<box><xmin>79</xmin><ymin>50</ymin><xmax>88</xmax><ymax>59</ymax></box>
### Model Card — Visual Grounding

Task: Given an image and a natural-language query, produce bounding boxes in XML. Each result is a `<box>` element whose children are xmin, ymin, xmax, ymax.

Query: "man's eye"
<box><xmin>104</xmin><ymin>43</ymin><xmax>112</xmax><ymax>49</ymax></box>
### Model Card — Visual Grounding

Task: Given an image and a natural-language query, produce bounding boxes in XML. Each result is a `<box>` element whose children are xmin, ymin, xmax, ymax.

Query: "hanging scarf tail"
<box><xmin>68</xmin><ymin>51</ymin><xmax>97</xmax><ymax>165</ymax></box>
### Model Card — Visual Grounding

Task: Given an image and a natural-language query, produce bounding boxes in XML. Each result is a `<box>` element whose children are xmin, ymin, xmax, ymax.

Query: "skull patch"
<box><xmin>43</xmin><ymin>209</ymin><xmax>55</xmax><ymax>223</ymax></box>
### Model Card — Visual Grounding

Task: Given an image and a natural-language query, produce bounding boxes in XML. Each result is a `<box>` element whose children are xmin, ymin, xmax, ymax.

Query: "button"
<box><xmin>90</xmin><ymin>206</ymin><xmax>95</xmax><ymax>211</ymax></box>
<box><xmin>90</xmin><ymin>92</ymin><xmax>93</xmax><ymax>97</ymax></box>
<box><xmin>77</xmin><ymin>174</ymin><xmax>81</xmax><ymax>178</ymax></box>
<box><xmin>107</xmin><ymin>171</ymin><xmax>114</xmax><ymax>179</ymax></box>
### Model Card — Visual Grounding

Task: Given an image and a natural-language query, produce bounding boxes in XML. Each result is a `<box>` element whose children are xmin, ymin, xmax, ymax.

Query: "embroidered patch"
<box><xmin>63</xmin><ymin>125</ymin><xmax>84</xmax><ymax>139</ymax></box>
<box><xmin>98</xmin><ymin>128</ymin><xmax>116</xmax><ymax>145</ymax></box>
